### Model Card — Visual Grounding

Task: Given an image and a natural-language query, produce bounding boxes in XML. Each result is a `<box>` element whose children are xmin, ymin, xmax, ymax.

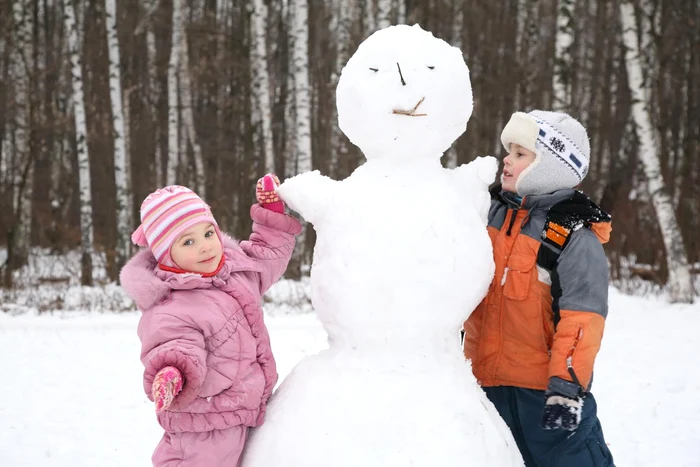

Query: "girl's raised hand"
<box><xmin>256</xmin><ymin>174</ymin><xmax>285</xmax><ymax>214</ymax></box>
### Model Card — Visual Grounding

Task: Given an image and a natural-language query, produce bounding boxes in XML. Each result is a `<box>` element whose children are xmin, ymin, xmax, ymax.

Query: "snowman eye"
<box><xmin>369</xmin><ymin>67</ymin><xmax>378</xmax><ymax>72</ymax></box>
<box><xmin>427</xmin><ymin>66</ymin><xmax>435</xmax><ymax>70</ymax></box>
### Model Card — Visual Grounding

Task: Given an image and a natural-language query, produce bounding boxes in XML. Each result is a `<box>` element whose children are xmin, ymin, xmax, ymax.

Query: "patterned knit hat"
<box><xmin>500</xmin><ymin>110</ymin><xmax>590</xmax><ymax>196</ymax></box>
<box><xmin>131</xmin><ymin>186</ymin><xmax>221</xmax><ymax>267</ymax></box>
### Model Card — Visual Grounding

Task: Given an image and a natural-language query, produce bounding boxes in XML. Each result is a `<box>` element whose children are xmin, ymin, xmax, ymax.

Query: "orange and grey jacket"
<box><xmin>463</xmin><ymin>188</ymin><xmax>612</xmax><ymax>393</ymax></box>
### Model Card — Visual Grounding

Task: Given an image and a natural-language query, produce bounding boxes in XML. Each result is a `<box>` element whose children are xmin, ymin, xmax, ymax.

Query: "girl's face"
<box><xmin>170</xmin><ymin>222</ymin><xmax>222</xmax><ymax>274</ymax></box>
<box><xmin>501</xmin><ymin>143</ymin><xmax>536</xmax><ymax>193</ymax></box>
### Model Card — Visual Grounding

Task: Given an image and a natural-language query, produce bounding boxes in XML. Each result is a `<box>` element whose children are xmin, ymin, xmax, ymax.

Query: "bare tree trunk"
<box><xmin>364</xmin><ymin>0</ymin><xmax>376</xmax><ymax>35</ymax></box>
<box><xmin>10</xmin><ymin>0</ymin><xmax>34</xmax><ymax>269</ymax></box>
<box><xmin>444</xmin><ymin>0</ymin><xmax>464</xmax><ymax>169</ymax></box>
<box><xmin>250</xmin><ymin>0</ymin><xmax>275</xmax><ymax>174</ymax></box>
<box><xmin>179</xmin><ymin>96</ymin><xmax>189</xmax><ymax>187</ymax></box>
<box><xmin>329</xmin><ymin>0</ymin><xmax>353</xmax><ymax>178</ymax></box>
<box><xmin>282</xmin><ymin>0</ymin><xmax>297</xmax><ymax>180</ymax></box>
<box><xmin>578</xmin><ymin>0</ymin><xmax>596</xmax><ymax>125</ymax></box>
<box><xmin>144</xmin><ymin>0</ymin><xmax>162</xmax><ymax>186</ymax></box>
<box><xmin>289</xmin><ymin>0</ymin><xmax>312</xmax><ymax>277</ymax></box>
<box><xmin>215</xmin><ymin>0</ymin><xmax>230</xmax><ymax>202</ymax></box>
<box><xmin>0</xmin><ymin>128</ymin><xmax>10</xmax><ymax>189</ymax></box>
<box><xmin>51</xmin><ymin>19</ymin><xmax>73</xmax><ymax>238</ymax></box>
<box><xmin>105</xmin><ymin>0</ymin><xmax>132</xmax><ymax>271</ymax></box>
<box><xmin>64</xmin><ymin>0</ymin><xmax>94</xmax><ymax>286</ymax></box>
<box><xmin>553</xmin><ymin>0</ymin><xmax>574</xmax><ymax>110</ymax></box>
<box><xmin>284</xmin><ymin>71</ymin><xmax>297</xmax><ymax>179</ymax></box>
<box><xmin>514</xmin><ymin>0</ymin><xmax>530</xmax><ymax>108</ymax></box>
<box><xmin>376</xmin><ymin>0</ymin><xmax>391</xmax><ymax>29</ymax></box>
<box><xmin>673</xmin><ymin>48</ymin><xmax>690</xmax><ymax>208</ymax></box>
<box><xmin>291</xmin><ymin>0</ymin><xmax>312</xmax><ymax>175</ymax></box>
<box><xmin>620</xmin><ymin>0</ymin><xmax>694</xmax><ymax>303</ymax></box>
<box><xmin>395</xmin><ymin>0</ymin><xmax>405</xmax><ymax>24</ymax></box>
<box><xmin>179</xmin><ymin>17</ymin><xmax>206</xmax><ymax>197</ymax></box>
<box><xmin>167</xmin><ymin>0</ymin><xmax>183</xmax><ymax>186</ymax></box>
<box><xmin>123</xmin><ymin>85</ymin><xmax>137</xmax><ymax>226</ymax></box>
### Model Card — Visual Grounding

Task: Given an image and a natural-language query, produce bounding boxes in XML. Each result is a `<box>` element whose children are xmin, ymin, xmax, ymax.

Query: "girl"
<box><xmin>120</xmin><ymin>175</ymin><xmax>301</xmax><ymax>467</ymax></box>
<box><xmin>463</xmin><ymin>111</ymin><xmax>615</xmax><ymax>467</ymax></box>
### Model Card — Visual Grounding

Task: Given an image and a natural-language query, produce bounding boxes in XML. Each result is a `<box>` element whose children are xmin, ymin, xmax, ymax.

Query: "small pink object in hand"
<box><xmin>152</xmin><ymin>366</ymin><xmax>183</xmax><ymax>412</ymax></box>
<box><xmin>256</xmin><ymin>174</ymin><xmax>284</xmax><ymax>214</ymax></box>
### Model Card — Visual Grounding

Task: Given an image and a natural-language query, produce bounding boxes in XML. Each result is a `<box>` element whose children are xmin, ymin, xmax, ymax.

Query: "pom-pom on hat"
<box><xmin>131</xmin><ymin>186</ymin><xmax>221</xmax><ymax>267</ymax></box>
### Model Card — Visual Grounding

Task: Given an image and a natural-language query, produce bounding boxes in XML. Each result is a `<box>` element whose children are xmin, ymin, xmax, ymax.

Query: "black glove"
<box><xmin>541</xmin><ymin>377</ymin><xmax>585</xmax><ymax>431</ymax></box>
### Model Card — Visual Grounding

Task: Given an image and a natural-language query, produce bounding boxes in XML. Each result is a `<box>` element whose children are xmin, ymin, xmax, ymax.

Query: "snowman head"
<box><xmin>337</xmin><ymin>24</ymin><xmax>473</xmax><ymax>161</ymax></box>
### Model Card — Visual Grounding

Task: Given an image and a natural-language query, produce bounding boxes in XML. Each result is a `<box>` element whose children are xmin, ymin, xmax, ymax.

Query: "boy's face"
<box><xmin>170</xmin><ymin>222</ymin><xmax>223</xmax><ymax>274</ymax></box>
<box><xmin>501</xmin><ymin>144</ymin><xmax>536</xmax><ymax>193</ymax></box>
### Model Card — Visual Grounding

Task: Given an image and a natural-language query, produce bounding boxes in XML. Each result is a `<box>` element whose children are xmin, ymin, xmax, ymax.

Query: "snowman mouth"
<box><xmin>392</xmin><ymin>97</ymin><xmax>427</xmax><ymax>117</ymax></box>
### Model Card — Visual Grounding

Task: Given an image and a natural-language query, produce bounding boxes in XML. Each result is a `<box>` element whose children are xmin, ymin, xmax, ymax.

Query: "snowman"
<box><xmin>242</xmin><ymin>25</ymin><xmax>523</xmax><ymax>466</ymax></box>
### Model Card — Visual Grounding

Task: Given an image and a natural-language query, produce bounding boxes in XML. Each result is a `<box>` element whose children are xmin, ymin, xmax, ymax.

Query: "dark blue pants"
<box><xmin>484</xmin><ymin>386</ymin><xmax>615</xmax><ymax>467</ymax></box>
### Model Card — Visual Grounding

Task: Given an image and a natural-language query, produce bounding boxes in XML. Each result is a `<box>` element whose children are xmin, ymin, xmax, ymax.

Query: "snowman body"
<box><xmin>242</xmin><ymin>25</ymin><xmax>523</xmax><ymax>467</ymax></box>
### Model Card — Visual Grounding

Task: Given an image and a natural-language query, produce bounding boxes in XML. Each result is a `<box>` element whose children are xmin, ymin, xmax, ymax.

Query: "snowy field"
<box><xmin>1</xmin><ymin>288</ymin><xmax>699</xmax><ymax>467</ymax></box>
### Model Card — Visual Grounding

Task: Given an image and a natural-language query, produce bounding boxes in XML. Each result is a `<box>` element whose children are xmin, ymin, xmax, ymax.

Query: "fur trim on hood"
<box><xmin>120</xmin><ymin>234</ymin><xmax>246</xmax><ymax>311</ymax></box>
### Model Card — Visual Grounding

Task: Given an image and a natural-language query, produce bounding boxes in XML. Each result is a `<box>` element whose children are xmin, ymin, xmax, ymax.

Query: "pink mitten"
<box><xmin>256</xmin><ymin>174</ymin><xmax>284</xmax><ymax>214</ymax></box>
<box><xmin>152</xmin><ymin>366</ymin><xmax>183</xmax><ymax>412</ymax></box>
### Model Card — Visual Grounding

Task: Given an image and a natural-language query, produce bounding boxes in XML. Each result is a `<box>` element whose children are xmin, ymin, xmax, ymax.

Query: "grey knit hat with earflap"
<box><xmin>500</xmin><ymin>110</ymin><xmax>590</xmax><ymax>196</ymax></box>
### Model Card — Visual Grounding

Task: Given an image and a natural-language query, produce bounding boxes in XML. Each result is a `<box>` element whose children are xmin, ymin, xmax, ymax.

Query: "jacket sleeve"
<box><xmin>240</xmin><ymin>204</ymin><xmax>303</xmax><ymax>294</ymax></box>
<box><xmin>138</xmin><ymin>309</ymin><xmax>207</xmax><ymax>409</ymax></box>
<box><xmin>548</xmin><ymin>228</ymin><xmax>608</xmax><ymax>391</ymax></box>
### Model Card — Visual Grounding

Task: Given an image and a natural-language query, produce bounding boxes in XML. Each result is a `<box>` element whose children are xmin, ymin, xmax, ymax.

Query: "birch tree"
<box><xmin>291</xmin><ymin>0</ymin><xmax>312</xmax><ymax>176</ymax></box>
<box><xmin>10</xmin><ymin>0</ymin><xmax>34</xmax><ymax>268</ymax></box>
<box><xmin>167</xmin><ymin>0</ymin><xmax>183</xmax><ymax>186</ymax></box>
<box><xmin>104</xmin><ymin>0</ymin><xmax>132</xmax><ymax>268</ymax></box>
<box><xmin>64</xmin><ymin>0</ymin><xmax>94</xmax><ymax>286</ymax></box>
<box><xmin>619</xmin><ymin>0</ymin><xmax>694</xmax><ymax>303</ymax></box>
<box><xmin>284</xmin><ymin>72</ymin><xmax>297</xmax><ymax>179</ymax></box>
<box><xmin>282</xmin><ymin>0</ymin><xmax>297</xmax><ymax>180</ymax></box>
<box><xmin>364</xmin><ymin>0</ymin><xmax>375</xmax><ymax>34</ymax></box>
<box><xmin>376</xmin><ymin>0</ymin><xmax>391</xmax><ymax>29</ymax></box>
<box><xmin>288</xmin><ymin>0</ymin><xmax>312</xmax><ymax>275</ymax></box>
<box><xmin>250</xmin><ymin>0</ymin><xmax>275</xmax><ymax>173</ymax></box>
<box><xmin>552</xmin><ymin>0</ymin><xmax>574</xmax><ymax>110</ymax></box>
<box><xmin>394</xmin><ymin>0</ymin><xmax>405</xmax><ymax>24</ymax></box>
<box><xmin>179</xmin><ymin>16</ymin><xmax>206</xmax><ymax>198</ymax></box>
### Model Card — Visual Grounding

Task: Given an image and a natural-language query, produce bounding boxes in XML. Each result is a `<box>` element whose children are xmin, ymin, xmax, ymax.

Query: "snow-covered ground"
<box><xmin>1</xmin><ymin>288</ymin><xmax>698</xmax><ymax>466</ymax></box>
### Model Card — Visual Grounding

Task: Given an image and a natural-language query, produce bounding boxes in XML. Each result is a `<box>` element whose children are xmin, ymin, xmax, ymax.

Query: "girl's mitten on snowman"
<box><xmin>256</xmin><ymin>174</ymin><xmax>285</xmax><ymax>214</ymax></box>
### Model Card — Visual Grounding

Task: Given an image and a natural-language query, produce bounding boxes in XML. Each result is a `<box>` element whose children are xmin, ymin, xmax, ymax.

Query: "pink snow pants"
<box><xmin>152</xmin><ymin>426</ymin><xmax>249</xmax><ymax>467</ymax></box>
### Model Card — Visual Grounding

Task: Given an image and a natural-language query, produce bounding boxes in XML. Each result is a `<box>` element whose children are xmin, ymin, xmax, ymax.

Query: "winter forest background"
<box><xmin>0</xmin><ymin>0</ymin><xmax>698</xmax><ymax>311</ymax></box>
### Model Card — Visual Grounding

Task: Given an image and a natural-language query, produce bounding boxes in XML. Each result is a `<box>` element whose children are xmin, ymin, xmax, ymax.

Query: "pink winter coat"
<box><xmin>120</xmin><ymin>205</ymin><xmax>301</xmax><ymax>433</ymax></box>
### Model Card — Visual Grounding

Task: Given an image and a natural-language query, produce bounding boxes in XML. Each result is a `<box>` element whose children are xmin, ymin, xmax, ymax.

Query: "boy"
<box><xmin>463</xmin><ymin>110</ymin><xmax>615</xmax><ymax>466</ymax></box>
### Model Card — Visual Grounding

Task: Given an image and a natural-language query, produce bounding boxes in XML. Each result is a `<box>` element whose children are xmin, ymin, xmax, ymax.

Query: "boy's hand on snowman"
<box><xmin>152</xmin><ymin>366</ymin><xmax>183</xmax><ymax>412</ymax></box>
<box><xmin>256</xmin><ymin>174</ymin><xmax>285</xmax><ymax>214</ymax></box>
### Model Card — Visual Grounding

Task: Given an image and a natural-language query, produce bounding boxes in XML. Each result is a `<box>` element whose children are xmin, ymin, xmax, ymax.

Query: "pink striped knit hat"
<box><xmin>131</xmin><ymin>186</ymin><xmax>221</xmax><ymax>268</ymax></box>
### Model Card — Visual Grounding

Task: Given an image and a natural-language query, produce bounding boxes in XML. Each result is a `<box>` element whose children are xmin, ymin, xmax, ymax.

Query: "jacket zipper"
<box><xmin>566</xmin><ymin>327</ymin><xmax>585</xmax><ymax>394</ymax></box>
<box><xmin>505</xmin><ymin>208</ymin><xmax>519</xmax><ymax>236</ymax></box>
